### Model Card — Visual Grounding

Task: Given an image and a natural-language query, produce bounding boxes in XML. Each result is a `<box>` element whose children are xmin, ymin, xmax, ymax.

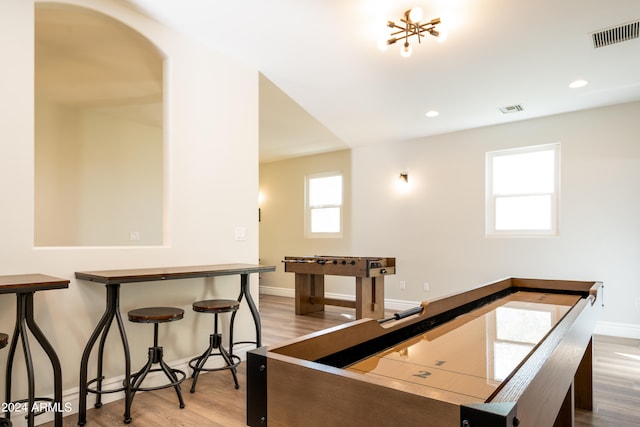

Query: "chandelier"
<box><xmin>385</xmin><ymin>7</ymin><xmax>444</xmax><ymax>57</ymax></box>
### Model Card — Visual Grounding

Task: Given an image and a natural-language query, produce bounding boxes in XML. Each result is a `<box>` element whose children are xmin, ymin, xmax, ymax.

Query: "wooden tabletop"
<box><xmin>0</xmin><ymin>274</ymin><xmax>70</xmax><ymax>294</ymax></box>
<box><xmin>75</xmin><ymin>263</ymin><xmax>276</xmax><ymax>285</ymax></box>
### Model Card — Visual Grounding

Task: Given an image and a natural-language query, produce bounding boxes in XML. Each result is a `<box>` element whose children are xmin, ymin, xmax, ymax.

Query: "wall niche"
<box><xmin>35</xmin><ymin>3</ymin><xmax>164</xmax><ymax>246</ymax></box>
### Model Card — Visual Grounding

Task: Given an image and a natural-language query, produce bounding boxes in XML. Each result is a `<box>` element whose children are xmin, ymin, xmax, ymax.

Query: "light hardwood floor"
<box><xmin>43</xmin><ymin>294</ymin><xmax>640</xmax><ymax>426</ymax></box>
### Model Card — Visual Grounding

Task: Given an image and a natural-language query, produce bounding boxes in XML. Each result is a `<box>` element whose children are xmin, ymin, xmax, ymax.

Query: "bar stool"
<box><xmin>127</xmin><ymin>307</ymin><xmax>186</xmax><ymax>412</ymax></box>
<box><xmin>189</xmin><ymin>299</ymin><xmax>241</xmax><ymax>392</ymax></box>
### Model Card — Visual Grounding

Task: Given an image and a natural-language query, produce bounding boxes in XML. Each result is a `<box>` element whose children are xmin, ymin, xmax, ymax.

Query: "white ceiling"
<box><xmin>123</xmin><ymin>0</ymin><xmax>640</xmax><ymax>163</ymax></box>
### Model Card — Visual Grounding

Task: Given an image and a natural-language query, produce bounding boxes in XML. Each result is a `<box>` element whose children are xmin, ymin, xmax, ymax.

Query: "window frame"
<box><xmin>304</xmin><ymin>171</ymin><xmax>344</xmax><ymax>238</ymax></box>
<box><xmin>485</xmin><ymin>143</ymin><xmax>560</xmax><ymax>237</ymax></box>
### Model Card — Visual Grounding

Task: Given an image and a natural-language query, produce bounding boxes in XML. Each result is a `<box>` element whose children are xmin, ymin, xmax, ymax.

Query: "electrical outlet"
<box><xmin>129</xmin><ymin>231</ymin><xmax>140</xmax><ymax>241</ymax></box>
<box><xmin>399</xmin><ymin>280</ymin><xmax>406</xmax><ymax>290</ymax></box>
<box><xmin>234</xmin><ymin>226</ymin><xmax>247</xmax><ymax>241</ymax></box>
<box><xmin>423</xmin><ymin>282</ymin><xmax>430</xmax><ymax>292</ymax></box>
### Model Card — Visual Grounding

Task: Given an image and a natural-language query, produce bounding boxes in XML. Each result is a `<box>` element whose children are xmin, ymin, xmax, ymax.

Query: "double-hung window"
<box><xmin>305</xmin><ymin>172</ymin><xmax>343</xmax><ymax>238</ymax></box>
<box><xmin>486</xmin><ymin>143</ymin><xmax>560</xmax><ymax>237</ymax></box>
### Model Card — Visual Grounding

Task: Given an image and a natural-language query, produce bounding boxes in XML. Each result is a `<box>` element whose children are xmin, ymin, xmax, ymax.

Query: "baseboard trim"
<box><xmin>595</xmin><ymin>321</ymin><xmax>640</xmax><ymax>339</ymax></box>
<box><xmin>259</xmin><ymin>285</ymin><xmax>419</xmax><ymax>312</ymax></box>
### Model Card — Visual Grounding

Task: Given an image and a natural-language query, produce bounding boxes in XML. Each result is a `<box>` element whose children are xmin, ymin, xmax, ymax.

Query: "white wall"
<box><xmin>260</xmin><ymin>102</ymin><xmax>640</xmax><ymax>337</ymax></box>
<box><xmin>0</xmin><ymin>0</ymin><xmax>260</xmax><ymax>418</ymax></box>
<box><xmin>351</xmin><ymin>101</ymin><xmax>640</xmax><ymax>334</ymax></box>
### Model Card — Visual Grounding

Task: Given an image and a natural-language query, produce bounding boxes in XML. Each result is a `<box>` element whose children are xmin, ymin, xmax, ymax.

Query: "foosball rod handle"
<box><xmin>378</xmin><ymin>306</ymin><xmax>423</xmax><ymax>324</ymax></box>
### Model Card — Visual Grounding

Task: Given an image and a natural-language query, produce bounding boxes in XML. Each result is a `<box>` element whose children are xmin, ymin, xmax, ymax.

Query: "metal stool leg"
<box><xmin>190</xmin><ymin>333</ymin><xmax>215</xmax><ymax>393</ymax></box>
<box><xmin>127</xmin><ymin>323</ymin><xmax>186</xmax><ymax>413</ymax></box>
<box><xmin>214</xmin><ymin>313</ymin><xmax>239</xmax><ymax>389</ymax></box>
<box><xmin>189</xmin><ymin>312</ymin><xmax>241</xmax><ymax>392</ymax></box>
<box><xmin>218</xmin><ymin>337</ymin><xmax>240</xmax><ymax>389</ymax></box>
<box><xmin>127</xmin><ymin>347</ymin><xmax>155</xmax><ymax>409</ymax></box>
<box><xmin>158</xmin><ymin>354</ymin><xmax>185</xmax><ymax>408</ymax></box>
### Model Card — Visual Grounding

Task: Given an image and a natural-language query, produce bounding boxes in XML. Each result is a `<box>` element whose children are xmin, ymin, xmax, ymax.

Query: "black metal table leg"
<box><xmin>229</xmin><ymin>273</ymin><xmax>261</xmax><ymax>356</ymax></box>
<box><xmin>5</xmin><ymin>294</ymin><xmax>31</xmax><ymax>426</ymax></box>
<box><xmin>78</xmin><ymin>284</ymin><xmax>131</xmax><ymax>426</ymax></box>
<box><xmin>5</xmin><ymin>293</ymin><xmax>63</xmax><ymax>427</ymax></box>
<box><xmin>114</xmin><ymin>288</ymin><xmax>132</xmax><ymax>424</ymax></box>
<box><xmin>24</xmin><ymin>292</ymin><xmax>63</xmax><ymax>426</ymax></box>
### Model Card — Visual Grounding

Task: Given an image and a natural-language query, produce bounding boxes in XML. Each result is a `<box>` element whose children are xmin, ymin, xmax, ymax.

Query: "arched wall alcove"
<box><xmin>34</xmin><ymin>2</ymin><xmax>165</xmax><ymax>246</ymax></box>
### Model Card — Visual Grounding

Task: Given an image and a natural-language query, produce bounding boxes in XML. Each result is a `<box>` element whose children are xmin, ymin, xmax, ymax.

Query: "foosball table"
<box><xmin>283</xmin><ymin>255</ymin><xmax>396</xmax><ymax>320</ymax></box>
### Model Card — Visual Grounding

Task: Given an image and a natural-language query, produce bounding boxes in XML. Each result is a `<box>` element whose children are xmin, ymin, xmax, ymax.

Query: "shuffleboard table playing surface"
<box><xmin>346</xmin><ymin>292</ymin><xmax>580</xmax><ymax>403</ymax></box>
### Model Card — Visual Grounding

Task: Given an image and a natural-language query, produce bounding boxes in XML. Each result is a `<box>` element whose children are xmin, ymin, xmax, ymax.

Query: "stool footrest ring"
<box><xmin>188</xmin><ymin>354</ymin><xmax>241</xmax><ymax>372</ymax></box>
<box><xmin>86</xmin><ymin>376</ymin><xmax>127</xmax><ymax>395</ymax></box>
<box><xmin>127</xmin><ymin>368</ymin><xmax>186</xmax><ymax>392</ymax></box>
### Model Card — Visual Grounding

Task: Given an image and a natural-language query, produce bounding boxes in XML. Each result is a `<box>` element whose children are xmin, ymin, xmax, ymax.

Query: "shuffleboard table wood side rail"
<box><xmin>268</xmin><ymin>318</ymin><xmax>404</xmax><ymax>361</ymax></box>
<box><xmin>511</xmin><ymin>278</ymin><xmax>602</xmax><ymax>301</ymax></box>
<box><xmin>482</xmin><ymin>288</ymin><xmax>600</xmax><ymax>426</ymax></box>
<box><xmin>419</xmin><ymin>277</ymin><xmax>513</xmax><ymax>318</ymax></box>
<box><xmin>421</xmin><ymin>278</ymin><xmax>600</xmax><ymax>321</ymax></box>
<box><xmin>266</xmin><ymin>352</ymin><xmax>461</xmax><ymax>427</ymax></box>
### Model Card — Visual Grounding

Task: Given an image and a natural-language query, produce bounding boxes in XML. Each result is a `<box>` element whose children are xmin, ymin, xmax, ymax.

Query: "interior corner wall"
<box><xmin>351</xmin><ymin>101</ymin><xmax>640</xmax><ymax>331</ymax></box>
<box><xmin>259</xmin><ymin>149</ymin><xmax>352</xmax><ymax>294</ymax></box>
<box><xmin>1</xmin><ymin>0</ymin><xmax>260</xmax><ymax>406</ymax></box>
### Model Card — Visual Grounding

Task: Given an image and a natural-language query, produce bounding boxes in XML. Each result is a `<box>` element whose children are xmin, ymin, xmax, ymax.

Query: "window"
<box><xmin>486</xmin><ymin>143</ymin><xmax>560</xmax><ymax>237</ymax></box>
<box><xmin>305</xmin><ymin>172</ymin><xmax>343</xmax><ymax>237</ymax></box>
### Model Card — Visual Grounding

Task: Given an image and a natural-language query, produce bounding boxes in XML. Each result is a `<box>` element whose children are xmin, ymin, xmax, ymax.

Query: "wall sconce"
<box><xmin>399</xmin><ymin>173</ymin><xmax>409</xmax><ymax>184</ymax></box>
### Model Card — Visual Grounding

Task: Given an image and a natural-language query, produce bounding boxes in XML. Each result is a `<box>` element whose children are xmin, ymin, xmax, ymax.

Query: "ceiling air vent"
<box><xmin>591</xmin><ymin>20</ymin><xmax>639</xmax><ymax>48</ymax></box>
<box><xmin>499</xmin><ymin>105</ymin><xmax>524</xmax><ymax>114</ymax></box>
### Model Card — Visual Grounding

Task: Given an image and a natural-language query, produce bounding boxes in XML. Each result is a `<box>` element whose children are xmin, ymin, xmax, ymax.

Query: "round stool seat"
<box><xmin>0</xmin><ymin>333</ymin><xmax>8</xmax><ymax>349</ymax></box>
<box><xmin>128</xmin><ymin>307</ymin><xmax>184</xmax><ymax>323</ymax></box>
<box><xmin>192</xmin><ymin>299</ymin><xmax>239</xmax><ymax>314</ymax></box>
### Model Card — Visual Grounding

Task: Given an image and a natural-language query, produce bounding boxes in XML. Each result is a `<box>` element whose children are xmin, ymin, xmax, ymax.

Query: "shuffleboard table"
<box><xmin>247</xmin><ymin>277</ymin><xmax>601</xmax><ymax>427</ymax></box>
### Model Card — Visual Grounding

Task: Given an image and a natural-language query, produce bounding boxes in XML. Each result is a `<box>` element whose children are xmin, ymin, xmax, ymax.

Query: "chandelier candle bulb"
<box><xmin>408</xmin><ymin>7</ymin><xmax>423</xmax><ymax>23</ymax></box>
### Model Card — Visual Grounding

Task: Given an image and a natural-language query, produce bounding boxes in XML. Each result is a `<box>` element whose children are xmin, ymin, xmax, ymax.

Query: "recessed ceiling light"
<box><xmin>425</xmin><ymin>110</ymin><xmax>439</xmax><ymax>117</ymax></box>
<box><xmin>569</xmin><ymin>79</ymin><xmax>588</xmax><ymax>88</ymax></box>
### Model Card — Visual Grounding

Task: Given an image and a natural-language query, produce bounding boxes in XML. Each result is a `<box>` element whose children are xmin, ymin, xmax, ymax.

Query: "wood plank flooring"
<box><xmin>576</xmin><ymin>335</ymin><xmax>640</xmax><ymax>426</ymax></box>
<box><xmin>43</xmin><ymin>294</ymin><xmax>640</xmax><ymax>427</ymax></box>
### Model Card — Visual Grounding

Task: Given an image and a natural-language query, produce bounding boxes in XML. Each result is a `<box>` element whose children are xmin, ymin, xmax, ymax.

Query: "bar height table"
<box><xmin>74</xmin><ymin>263</ymin><xmax>275</xmax><ymax>425</ymax></box>
<box><xmin>0</xmin><ymin>274</ymin><xmax>69</xmax><ymax>427</ymax></box>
